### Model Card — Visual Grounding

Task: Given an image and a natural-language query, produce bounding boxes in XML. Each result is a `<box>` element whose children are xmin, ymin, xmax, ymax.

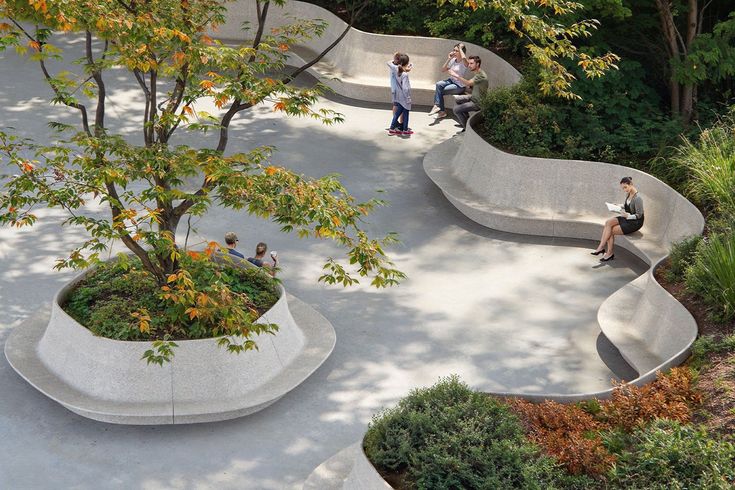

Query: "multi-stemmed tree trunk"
<box><xmin>655</xmin><ymin>0</ymin><xmax>699</xmax><ymax>123</ymax></box>
<box><xmin>1</xmin><ymin>0</ymin><xmax>400</xmax><ymax>290</ymax></box>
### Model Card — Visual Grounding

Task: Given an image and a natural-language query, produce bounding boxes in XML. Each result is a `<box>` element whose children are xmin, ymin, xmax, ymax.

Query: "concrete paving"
<box><xmin>0</xmin><ymin>37</ymin><xmax>645</xmax><ymax>488</ymax></box>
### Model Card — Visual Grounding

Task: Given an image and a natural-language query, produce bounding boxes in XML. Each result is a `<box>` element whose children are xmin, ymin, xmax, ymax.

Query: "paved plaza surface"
<box><xmin>0</xmin><ymin>40</ymin><xmax>645</xmax><ymax>488</ymax></box>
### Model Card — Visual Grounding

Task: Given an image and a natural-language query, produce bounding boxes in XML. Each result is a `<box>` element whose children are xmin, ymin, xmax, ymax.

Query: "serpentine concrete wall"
<box><xmin>305</xmin><ymin>119</ymin><xmax>706</xmax><ymax>485</ymax></box>
<box><xmin>5</xmin><ymin>265</ymin><xmax>336</xmax><ymax>424</ymax></box>
<box><xmin>216</xmin><ymin>1</ymin><xmax>521</xmax><ymax>106</ymax></box>
<box><xmin>424</xmin><ymin>117</ymin><xmax>705</xmax><ymax>401</ymax></box>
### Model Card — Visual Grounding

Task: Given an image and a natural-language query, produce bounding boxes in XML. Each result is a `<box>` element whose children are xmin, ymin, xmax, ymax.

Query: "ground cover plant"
<box><xmin>508</xmin><ymin>368</ymin><xmax>702</xmax><ymax>479</ymax></box>
<box><xmin>0</xmin><ymin>0</ymin><xmax>405</xmax><ymax>361</ymax></box>
<box><xmin>364</xmin><ymin>376</ymin><xmax>593</xmax><ymax>489</ymax></box>
<box><xmin>64</xmin><ymin>254</ymin><xmax>279</xmax><ymax>344</ymax></box>
<box><xmin>366</xmin><ymin>372</ymin><xmax>733</xmax><ymax>489</ymax></box>
<box><xmin>608</xmin><ymin>420</ymin><xmax>735</xmax><ymax>489</ymax></box>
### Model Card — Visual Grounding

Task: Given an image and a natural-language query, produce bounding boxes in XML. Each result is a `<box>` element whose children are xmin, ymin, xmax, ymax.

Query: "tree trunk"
<box><xmin>655</xmin><ymin>0</ymin><xmax>698</xmax><ymax>124</ymax></box>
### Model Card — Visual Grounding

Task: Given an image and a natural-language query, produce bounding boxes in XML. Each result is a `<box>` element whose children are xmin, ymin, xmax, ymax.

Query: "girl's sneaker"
<box><xmin>388</xmin><ymin>128</ymin><xmax>401</xmax><ymax>135</ymax></box>
<box><xmin>401</xmin><ymin>129</ymin><xmax>414</xmax><ymax>135</ymax></box>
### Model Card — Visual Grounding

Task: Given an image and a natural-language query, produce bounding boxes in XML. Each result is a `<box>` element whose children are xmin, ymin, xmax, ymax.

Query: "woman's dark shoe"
<box><xmin>600</xmin><ymin>254</ymin><xmax>615</xmax><ymax>262</ymax></box>
<box><xmin>590</xmin><ymin>249</ymin><xmax>605</xmax><ymax>255</ymax></box>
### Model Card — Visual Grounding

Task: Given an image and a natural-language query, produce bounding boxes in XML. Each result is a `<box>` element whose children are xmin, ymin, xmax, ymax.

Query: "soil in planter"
<box><xmin>63</xmin><ymin>258</ymin><xmax>279</xmax><ymax>342</ymax></box>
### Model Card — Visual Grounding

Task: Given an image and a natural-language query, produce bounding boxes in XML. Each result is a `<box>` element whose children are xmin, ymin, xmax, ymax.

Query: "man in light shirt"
<box><xmin>429</xmin><ymin>43</ymin><xmax>469</xmax><ymax>119</ymax></box>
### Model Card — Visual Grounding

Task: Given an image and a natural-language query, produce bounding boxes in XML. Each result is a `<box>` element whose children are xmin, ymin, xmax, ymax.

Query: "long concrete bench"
<box><xmin>423</xmin><ymin>117</ymin><xmax>704</xmax><ymax>400</ymax></box>
<box><xmin>217</xmin><ymin>1</ymin><xmax>521</xmax><ymax>107</ymax></box>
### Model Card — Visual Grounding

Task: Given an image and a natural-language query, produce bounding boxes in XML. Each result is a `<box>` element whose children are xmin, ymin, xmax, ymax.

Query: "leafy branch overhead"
<box><xmin>0</xmin><ymin>0</ymin><xmax>404</xmax><ymax>290</ymax></box>
<box><xmin>441</xmin><ymin>0</ymin><xmax>620</xmax><ymax>99</ymax></box>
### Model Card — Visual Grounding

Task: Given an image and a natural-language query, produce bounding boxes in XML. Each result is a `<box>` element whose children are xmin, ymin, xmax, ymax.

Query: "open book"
<box><xmin>605</xmin><ymin>202</ymin><xmax>622</xmax><ymax>213</ymax></box>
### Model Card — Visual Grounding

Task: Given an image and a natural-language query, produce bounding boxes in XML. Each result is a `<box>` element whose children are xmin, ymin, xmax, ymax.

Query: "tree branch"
<box><xmin>105</xmin><ymin>180</ymin><xmax>166</xmax><ymax>283</ymax></box>
<box><xmin>282</xmin><ymin>0</ymin><xmax>369</xmax><ymax>84</ymax></box>
<box><xmin>86</xmin><ymin>31</ymin><xmax>106</xmax><ymax>134</ymax></box>
<box><xmin>11</xmin><ymin>21</ymin><xmax>92</xmax><ymax>136</ymax></box>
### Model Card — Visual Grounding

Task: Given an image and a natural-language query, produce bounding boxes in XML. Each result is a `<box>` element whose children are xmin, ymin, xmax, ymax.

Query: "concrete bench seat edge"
<box><xmin>4</xmin><ymin>265</ymin><xmax>336</xmax><ymax>425</ymax></box>
<box><xmin>423</xmin><ymin>116</ymin><xmax>704</xmax><ymax>401</ymax></box>
<box><xmin>215</xmin><ymin>0</ymin><xmax>521</xmax><ymax>107</ymax></box>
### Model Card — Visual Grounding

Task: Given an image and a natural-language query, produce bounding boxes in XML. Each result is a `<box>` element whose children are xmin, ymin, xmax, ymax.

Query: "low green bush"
<box><xmin>685</xmin><ymin>232</ymin><xmax>735</xmax><ymax>322</ymax></box>
<box><xmin>64</xmin><ymin>255</ymin><xmax>279</xmax><ymax>341</ymax></box>
<box><xmin>664</xmin><ymin>235</ymin><xmax>703</xmax><ymax>282</ymax></box>
<box><xmin>478</xmin><ymin>61</ymin><xmax>682</xmax><ymax>169</ymax></box>
<box><xmin>608</xmin><ymin>419</ymin><xmax>735</xmax><ymax>489</ymax></box>
<box><xmin>364</xmin><ymin>376</ymin><xmax>593</xmax><ymax>489</ymax></box>
<box><xmin>689</xmin><ymin>334</ymin><xmax>735</xmax><ymax>370</ymax></box>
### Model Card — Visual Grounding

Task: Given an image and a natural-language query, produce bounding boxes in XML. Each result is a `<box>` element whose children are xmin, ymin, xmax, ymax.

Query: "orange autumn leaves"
<box><xmin>508</xmin><ymin>368</ymin><xmax>702</xmax><ymax>476</ymax></box>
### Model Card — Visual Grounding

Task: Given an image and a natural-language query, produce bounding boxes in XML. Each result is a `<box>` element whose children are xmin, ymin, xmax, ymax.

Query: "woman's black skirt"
<box><xmin>617</xmin><ymin>216</ymin><xmax>644</xmax><ymax>234</ymax></box>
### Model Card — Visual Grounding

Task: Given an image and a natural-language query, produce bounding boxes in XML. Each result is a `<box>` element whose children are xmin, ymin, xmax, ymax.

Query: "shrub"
<box><xmin>664</xmin><ymin>235</ymin><xmax>703</xmax><ymax>283</ymax></box>
<box><xmin>508</xmin><ymin>399</ymin><xmax>615</xmax><ymax>476</ymax></box>
<box><xmin>668</xmin><ymin>111</ymin><xmax>735</xmax><ymax>216</ymax></box>
<box><xmin>364</xmin><ymin>376</ymin><xmax>592</xmax><ymax>489</ymax></box>
<box><xmin>608</xmin><ymin>419</ymin><xmax>735</xmax><ymax>489</ymax></box>
<box><xmin>64</xmin><ymin>255</ymin><xmax>280</xmax><ymax>342</ymax></box>
<box><xmin>600</xmin><ymin>368</ymin><xmax>702</xmax><ymax>431</ymax></box>
<box><xmin>507</xmin><ymin>368</ymin><xmax>701</xmax><ymax>478</ymax></box>
<box><xmin>685</xmin><ymin>232</ymin><xmax>735</xmax><ymax>321</ymax></box>
<box><xmin>309</xmin><ymin>0</ymin><xmax>525</xmax><ymax>56</ymax></box>
<box><xmin>478</xmin><ymin>61</ymin><xmax>682</xmax><ymax>169</ymax></box>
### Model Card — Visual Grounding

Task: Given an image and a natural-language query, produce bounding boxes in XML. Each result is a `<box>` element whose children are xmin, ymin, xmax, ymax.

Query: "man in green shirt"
<box><xmin>452</xmin><ymin>55</ymin><xmax>488</xmax><ymax>131</ymax></box>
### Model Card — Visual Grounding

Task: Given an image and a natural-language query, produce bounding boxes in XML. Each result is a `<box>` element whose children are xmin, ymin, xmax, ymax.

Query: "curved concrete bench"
<box><xmin>423</xmin><ymin>117</ymin><xmax>704</xmax><ymax>401</ymax></box>
<box><xmin>217</xmin><ymin>0</ymin><xmax>520</xmax><ymax>107</ymax></box>
<box><xmin>4</xmin><ymin>265</ymin><xmax>336</xmax><ymax>424</ymax></box>
<box><xmin>304</xmin><ymin>443</ymin><xmax>389</xmax><ymax>490</ymax></box>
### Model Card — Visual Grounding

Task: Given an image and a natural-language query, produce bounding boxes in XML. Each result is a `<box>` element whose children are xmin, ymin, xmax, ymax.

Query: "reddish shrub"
<box><xmin>601</xmin><ymin>368</ymin><xmax>702</xmax><ymax>431</ymax></box>
<box><xmin>507</xmin><ymin>399</ymin><xmax>614</xmax><ymax>475</ymax></box>
<box><xmin>505</xmin><ymin>368</ymin><xmax>702</xmax><ymax>477</ymax></box>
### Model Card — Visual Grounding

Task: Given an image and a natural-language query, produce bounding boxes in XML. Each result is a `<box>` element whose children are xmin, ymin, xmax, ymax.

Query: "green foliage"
<box><xmin>64</xmin><ymin>255</ymin><xmax>280</xmax><ymax>344</ymax></box>
<box><xmin>668</xmin><ymin>111</ymin><xmax>735</xmax><ymax>217</ymax></box>
<box><xmin>689</xmin><ymin>334</ymin><xmax>735</xmax><ymax>371</ymax></box>
<box><xmin>677</xmin><ymin>11</ymin><xmax>735</xmax><ymax>87</ymax></box>
<box><xmin>441</xmin><ymin>0</ymin><xmax>620</xmax><ymax>100</ymax></box>
<box><xmin>685</xmin><ymin>232</ymin><xmax>735</xmax><ymax>322</ymax></box>
<box><xmin>310</xmin><ymin>0</ymin><xmax>525</xmax><ymax>55</ymax></box>
<box><xmin>479</xmin><ymin>61</ymin><xmax>682</xmax><ymax>168</ymax></box>
<box><xmin>0</xmin><ymin>0</ymin><xmax>405</xmax><ymax>297</ymax></box>
<box><xmin>665</xmin><ymin>235</ymin><xmax>703</xmax><ymax>283</ymax></box>
<box><xmin>364</xmin><ymin>376</ymin><xmax>593</xmax><ymax>489</ymax></box>
<box><xmin>608</xmin><ymin>419</ymin><xmax>735</xmax><ymax>489</ymax></box>
<box><xmin>142</xmin><ymin>338</ymin><xmax>179</xmax><ymax>366</ymax></box>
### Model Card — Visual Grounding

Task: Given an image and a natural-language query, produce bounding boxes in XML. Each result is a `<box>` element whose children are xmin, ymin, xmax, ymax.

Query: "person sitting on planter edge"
<box><xmin>248</xmin><ymin>242</ymin><xmax>279</xmax><ymax>277</ymax></box>
<box><xmin>224</xmin><ymin>231</ymin><xmax>245</xmax><ymax>259</ymax></box>
<box><xmin>451</xmin><ymin>55</ymin><xmax>488</xmax><ymax>132</ymax></box>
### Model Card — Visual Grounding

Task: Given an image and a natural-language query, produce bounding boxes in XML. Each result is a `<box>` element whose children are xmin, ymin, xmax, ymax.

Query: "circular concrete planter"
<box><xmin>4</xmin><ymin>267</ymin><xmax>335</xmax><ymax>425</ymax></box>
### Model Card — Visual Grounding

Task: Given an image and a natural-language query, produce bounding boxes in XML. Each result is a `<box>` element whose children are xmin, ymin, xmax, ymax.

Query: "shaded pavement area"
<box><xmin>0</xmin><ymin>38</ymin><xmax>646</xmax><ymax>489</ymax></box>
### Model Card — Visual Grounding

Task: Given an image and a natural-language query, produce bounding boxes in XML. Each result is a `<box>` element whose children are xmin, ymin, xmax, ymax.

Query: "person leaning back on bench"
<box><xmin>429</xmin><ymin>43</ymin><xmax>469</xmax><ymax>119</ymax></box>
<box><xmin>449</xmin><ymin>55</ymin><xmax>488</xmax><ymax>133</ymax></box>
<box><xmin>592</xmin><ymin>176</ymin><xmax>645</xmax><ymax>262</ymax></box>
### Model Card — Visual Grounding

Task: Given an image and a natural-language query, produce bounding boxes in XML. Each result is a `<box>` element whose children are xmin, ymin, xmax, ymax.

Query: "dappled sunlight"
<box><xmin>0</xmin><ymin>29</ymin><xmax>649</xmax><ymax>490</ymax></box>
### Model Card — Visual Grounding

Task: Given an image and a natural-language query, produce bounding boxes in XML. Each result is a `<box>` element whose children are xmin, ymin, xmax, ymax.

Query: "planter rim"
<box><xmin>5</xmin><ymin>273</ymin><xmax>335</xmax><ymax>425</ymax></box>
<box><xmin>52</xmin><ymin>260</ymin><xmax>287</xmax><ymax>346</ymax></box>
